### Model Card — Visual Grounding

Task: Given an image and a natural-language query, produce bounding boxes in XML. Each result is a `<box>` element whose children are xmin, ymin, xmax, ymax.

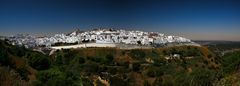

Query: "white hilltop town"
<box><xmin>6</xmin><ymin>28</ymin><xmax>200</xmax><ymax>49</ymax></box>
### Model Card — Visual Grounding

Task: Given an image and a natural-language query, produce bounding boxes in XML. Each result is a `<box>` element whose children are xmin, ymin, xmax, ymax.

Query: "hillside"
<box><xmin>0</xmin><ymin>40</ymin><xmax>51</xmax><ymax>86</ymax></box>
<box><xmin>1</xmin><ymin>39</ymin><xmax>240</xmax><ymax>86</ymax></box>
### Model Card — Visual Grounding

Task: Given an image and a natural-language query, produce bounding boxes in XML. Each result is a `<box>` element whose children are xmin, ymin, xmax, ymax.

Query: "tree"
<box><xmin>0</xmin><ymin>42</ymin><xmax>11</xmax><ymax>66</ymax></box>
<box><xmin>129</xmin><ymin>49</ymin><xmax>146</xmax><ymax>59</ymax></box>
<box><xmin>137</xmin><ymin>41</ymin><xmax>141</xmax><ymax>45</ymax></box>
<box><xmin>105</xmin><ymin>54</ymin><xmax>114</xmax><ymax>64</ymax></box>
<box><xmin>27</xmin><ymin>53</ymin><xmax>51</xmax><ymax>70</ymax></box>
<box><xmin>132</xmin><ymin>62</ymin><xmax>141</xmax><ymax>72</ymax></box>
<box><xmin>78</xmin><ymin>56</ymin><xmax>86</xmax><ymax>64</ymax></box>
<box><xmin>0</xmin><ymin>48</ymin><xmax>11</xmax><ymax>66</ymax></box>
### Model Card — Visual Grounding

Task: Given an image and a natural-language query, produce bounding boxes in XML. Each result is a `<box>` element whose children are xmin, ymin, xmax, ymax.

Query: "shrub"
<box><xmin>0</xmin><ymin>48</ymin><xmax>11</xmax><ymax>66</ymax></box>
<box><xmin>35</xmin><ymin>68</ymin><xmax>66</xmax><ymax>86</ymax></box>
<box><xmin>189</xmin><ymin>68</ymin><xmax>215</xmax><ymax>86</ymax></box>
<box><xmin>106</xmin><ymin>54</ymin><xmax>114</xmax><ymax>62</ymax></box>
<box><xmin>147</xmin><ymin>68</ymin><xmax>164</xmax><ymax>77</ymax></box>
<box><xmin>78</xmin><ymin>56</ymin><xmax>86</xmax><ymax>64</ymax></box>
<box><xmin>81</xmin><ymin>77</ymin><xmax>92</xmax><ymax>86</ymax></box>
<box><xmin>132</xmin><ymin>62</ymin><xmax>141</xmax><ymax>72</ymax></box>
<box><xmin>129</xmin><ymin>49</ymin><xmax>146</xmax><ymax>59</ymax></box>
<box><xmin>16</xmin><ymin>65</ymin><xmax>30</xmax><ymax>81</ymax></box>
<box><xmin>220</xmin><ymin>51</ymin><xmax>240</xmax><ymax>75</ymax></box>
<box><xmin>27</xmin><ymin>53</ymin><xmax>51</xmax><ymax>70</ymax></box>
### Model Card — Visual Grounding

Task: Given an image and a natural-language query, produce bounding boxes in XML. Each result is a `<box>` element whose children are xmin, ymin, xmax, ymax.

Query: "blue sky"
<box><xmin>0</xmin><ymin>0</ymin><xmax>240</xmax><ymax>41</ymax></box>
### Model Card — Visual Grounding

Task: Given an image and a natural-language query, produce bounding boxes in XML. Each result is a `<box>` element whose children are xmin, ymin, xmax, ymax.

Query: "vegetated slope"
<box><xmin>45</xmin><ymin>46</ymin><xmax>219</xmax><ymax>86</ymax></box>
<box><xmin>0</xmin><ymin>40</ymin><xmax>50</xmax><ymax>86</ymax></box>
<box><xmin>216</xmin><ymin>50</ymin><xmax>240</xmax><ymax>86</ymax></box>
<box><xmin>2</xmin><ymin>39</ymin><xmax>240</xmax><ymax>86</ymax></box>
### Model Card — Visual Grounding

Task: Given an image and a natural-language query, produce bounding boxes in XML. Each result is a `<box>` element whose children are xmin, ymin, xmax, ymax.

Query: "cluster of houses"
<box><xmin>7</xmin><ymin>29</ymin><xmax>192</xmax><ymax>48</ymax></box>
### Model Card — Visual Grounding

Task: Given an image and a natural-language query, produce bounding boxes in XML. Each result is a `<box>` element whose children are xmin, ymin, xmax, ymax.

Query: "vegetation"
<box><xmin>52</xmin><ymin>42</ymin><xmax>79</xmax><ymax>46</ymax></box>
<box><xmin>0</xmin><ymin>39</ymin><xmax>240</xmax><ymax>86</ymax></box>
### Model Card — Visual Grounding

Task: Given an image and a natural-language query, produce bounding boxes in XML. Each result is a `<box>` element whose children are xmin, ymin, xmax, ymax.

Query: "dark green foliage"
<box><xmin>147</xmin><ymin>68</ymin><xmax>164</xmax><ymax>77</ymax></box>
<box><xmin>87</xmin><ymin>54</ymin><xmax>114</xmax><ymax>65</ymax></box>
<box><xmin>87</xmin><ymin>56</ymin><xmax>105</xmax><ymax>63</ymax></box>
<box><xmin>132</xmin><ymin>62</ymin><xmax>141</xmax><ymax>72</ymax></box>
<box><xmin>151</xmin><ymin>50</ymin><xmax>160</xmax><ymax>58</ymax></box>
<box><xmin>35</xmin><ymin>68</ymin><xmax>66</xmax><ymax>86</ymax></box>
<box><xmin>129</xmin><ymin>49</ymin><xmax>146</xmax><ymax>59</ymax></box>
<box><xmin>167</xmin><ymin>46</ymin><xmax>202</xmax><ymax>57</ymax></box>
<box><xmin>189</xmin><ymin>68</ymin><xmax>215</xmax><ymax>86</ymax></box>
<box><xmin>35</xmin><ymin>67</ymin><xmax>92</xmax><ymax>86</ymax></box>
<box><xmin>174</xmin><ymin>72</ymin><xmax>191</xmax><ymax>86</ymax></box>
<box><xmin>63</xmin><ymin>51</ymin><xmax>75</xmax><ymax>65</ymax></box>
<box><xmin>0</xmin><ymin>48</ymin><xmax>11</xmax><ymax>65</ymax></box>
<box><xmin>153</xmin><ymin>57</ymin><xmax>167</xmax><ymax>66</ymax></box>
<box><xmin>109</xmin><ymin>77</ymin><xmax>127</xmax><ymax>86</ymax></box>
<box><xmin>26</xmin><ymin>52</ymin><xmax>51</xmax><ymax>70</ymax></box>
<box><xmin>52</xmin><ymin>42</ymin><xmax>78</xmax><ymax>46</ymax></box>
<box><xmin>55</xmin><ymin>54</ymin><xmax>64</xmax><ymax>65</ymax></box>
<box><xmin>81</xmin><ymin>77</ymin><xmax>92</xmax><ymax>86</ymax></box>
<box><xmin>147</xmin><ymin>70</ymin><xmax>155</xmax><ymax>77</ymax></box>
<box><xmin>106</xmin><ymin>54</ymin><xmax>114</xmax><ymax>63</ymax></box>
<box><xmin>82</xmin><ymin>62</ymin><xmax>100</xmax><ymax>74</ymax></box>
<box><xmin>9</xmin><ymin>46</ymin><xmax>26</xmax><ymax>57</ymax></box>
<box><xmin>0</xmin><ymin>41</ymin><xmax>11</xmax><ymax>66</ymax></box>
<box><xmin>78</xmin><ymin>56</ymin><xmax>86</xmax><ymax>64</ymax></box>
<box><xmin>220</xmin><ymin>51</ymin><xmax>240</xmax><ymax>75</ymax></box>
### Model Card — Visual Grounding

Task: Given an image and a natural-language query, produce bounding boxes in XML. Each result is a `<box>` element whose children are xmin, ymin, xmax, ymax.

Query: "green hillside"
<box><xmin>0</xmin><ymin>39</ymin><xmax>240</xmax><ymax>86</ymax></box>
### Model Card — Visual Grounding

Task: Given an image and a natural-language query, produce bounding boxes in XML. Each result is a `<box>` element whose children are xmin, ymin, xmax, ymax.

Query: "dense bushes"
<box><xmin>129</xmin><ymin>49</ymin><xmax>146</xmax><ymax>59</ymax></box>
<box><xmin>26</xmin><ymin>52</ymin><xmax>51</xmax><ymax>70</ymax></box>
<box><xmin>0</xmin><ymin>48</ymin><xmax>11</xmax><ymax>65</ymax></box>
<box><xmin>106</xmin><ymin>54</ymin><xmax>114</xmax><ymax>63</ymax></box>
<box><xmin>163</xmin><ymin>46</ymin><xmax>202</xmax><ymax>57</ymax></box>
<box><xmin>35</xmin><ymin>67</ymin><xmax>92</xmax><ymax>86</ymax></box>
<box><xmin>190</xmin><ymin>68</ymin><xmax>215</xmax><ymax>86</ymax></box>
<box><xmin>35</xmin><ymin>68</ymin><xmax>70</xmax><ymax>86</ymax></box>
<box><xmin>52</xmin><ymin>42</ymin><xmax>78</xmax><ymax>46</ymax></box>
<box><xmin>78</xmin><ymin>56</ymin><xmax>86</xmax><ymax>64</ymax></box>
<box><xmin>132</xmin><ymin>62</ymin><xmax>141</xmax><ymax>72</ymax></box>
<box><xmin>0</xmin><ymin>41</ymin><xmax>11</xmax><ymax>66</ymax></box>
<box><xmin>220</xmin><ymin>51</ymin><xmax>240</xmax><ymax>75</ymax></box>
<box><xmin>86</xmin><ymin>54</ymin><xmax>114</xmax><ymax>65</ymax></box>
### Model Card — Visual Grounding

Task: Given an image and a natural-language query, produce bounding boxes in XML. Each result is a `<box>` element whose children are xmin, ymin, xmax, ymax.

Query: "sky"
<box><xmin>0</xmin><ymin>0</ymin><xmax>240</xmax><ymax>41</ymax></box>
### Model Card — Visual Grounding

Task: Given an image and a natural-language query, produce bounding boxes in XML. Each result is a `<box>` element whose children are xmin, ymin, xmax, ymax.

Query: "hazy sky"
<box><xmin>0</xmin><ymin>0</ymin><xmax>240</xmax><ymax>41</ymax></box>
